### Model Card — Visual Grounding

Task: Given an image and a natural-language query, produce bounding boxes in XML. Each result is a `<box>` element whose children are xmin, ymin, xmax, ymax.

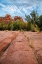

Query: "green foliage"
<box><xmin>25</xmin><ymin>10</ymin><xmax>38</xmax><ymax>24</ymax></box>
<box><xmin>25</xmin><ymin>15</ymin><xmax>31</xmax><ymax>22</ymax></box>
<box><xmin>0</xmin><ymin>19</ymin><xmax>40</xmax><ymax>32</ymax></box>
<box><xmin>0</xmin><ymin>23</ymin><xmax>8</xmax><ymax>30</ymax></box>
<box><xmin>0</xmin><ymin>20</ymin><xmax>27</xmax><ymax>31</ymax></box>
<box><xmin>30</xmin><ymin>10</ymin><xmax>38</xmax><ymax>23</ymax></box>
<box><xmin>0</xmin><ymin>10</ymin><xmax>42</xmax><ymax>31</ymax></box>
<box><xmin>13</xmin><ymin>20</ymin><xmax>22</xmax><ymax>30</ymax></box>
<box><xmin>8</xmin><ymin>22</ymin><xmax>14</xmax><ymax>30</ymax></box>
<box><xmin>38</xmin><ymin>15</ymin><xmax>42</xmax><ymax>30</ymax></box>
<box><xmin>25</xmin><ymin>10</ymin><xmax>42</xmax><ymax>31</ymax></box>
<box><xmin>31</xmin><ymin>24</ymin><xmax>40</xmax><ymax>32</ymax></box>
<box><xmin>27</xmin><ymin>21</ymin><xmax>31</xmax><ymax>30</ymax></box>
<box><xmin>13</xmin><ymin>20</ymin><xmax>27</xmax><ymax>30</ymax></box>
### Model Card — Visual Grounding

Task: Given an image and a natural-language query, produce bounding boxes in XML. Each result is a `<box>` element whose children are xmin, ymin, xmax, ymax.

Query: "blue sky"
<box><xmin>0</xmin><ymin>0</ymin><xmax>42</xmax><ymax>19</ymax></box>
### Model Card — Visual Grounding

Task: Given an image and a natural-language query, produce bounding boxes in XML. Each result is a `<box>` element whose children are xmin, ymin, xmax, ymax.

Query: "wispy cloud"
<box><xmin>0</xmin><ymin>3</ymin><xmax>22</xmax><ymax>14</ymax></box>
<box><xmin>0</xmin><ymin>3</ymin><xmax>33</xmax><ymax>15</ymax></box>
<box><xmin>0</xmin><ymin>0</ymin><xmax>42</xmax><ymax>17</ymax></box>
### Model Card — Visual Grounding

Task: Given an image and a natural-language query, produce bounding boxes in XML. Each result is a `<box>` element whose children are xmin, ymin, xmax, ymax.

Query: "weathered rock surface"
<box><xmin>0</xmin><ymin>31</ymin><xmax>18</xmax><ymax>63</ymax></box>
<box><xmin>0</xmin><ymin>14</ymin><xmax>12</xmax><ymax>23</ymax></box>
<box><xmin>24</xmin><ymin>32</ymin><xmax>42</xmax><ymax>64</ymax></box>
<box><xmin>0</xmin><ymin>15</ymin><xmax>24</xmax><ymax>23</ymax></box>
<box><xmin>14</xmin><ymin>16</ymin><xmax>23</xmax><ymax>21</ymax></box>
<box><xmin>1</xmin><ymin>31</ymin><xmax>38</xmax><ymax>64</ymax></box>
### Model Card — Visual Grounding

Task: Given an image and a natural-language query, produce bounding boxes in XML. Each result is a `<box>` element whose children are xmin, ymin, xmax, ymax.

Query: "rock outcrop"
<box><xmin>0</xmin><ymin>15</ymin><xmax>23</xmax><ymax>23</ymax></box>
<box><xmin>0</xmin><ymin>14</ymin><xmax>12</xmax><ymax>23</ymax></box>
<box><xmin>14</xmin><ymin>16</ymin><xmax>23</xmax><ymax>22</ymax></box>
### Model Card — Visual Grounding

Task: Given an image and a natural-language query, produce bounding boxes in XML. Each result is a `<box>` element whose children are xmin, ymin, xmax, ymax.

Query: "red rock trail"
<box><xmin>1</xmin><ymin>32</ymin><xmax>38</xmax><ymax>64</ymax></box>
<box><xmin>24</xmin><ymin>32</ymin><xmax>42</xmax><ymax>54</ymax></box>
<box><xmin>24</xmin><ymin>32</ymin><xmax>42</xmax><ymax>64</ymax></box>
<box><xmin>0</xmin><ymin>31</ymin><xmax>17</xmax><ymax>52</ymax></box>
<box><xmin>0</xmin><ymin>31</ymin><xmax>18</xmax><ymax>63</ymax></box>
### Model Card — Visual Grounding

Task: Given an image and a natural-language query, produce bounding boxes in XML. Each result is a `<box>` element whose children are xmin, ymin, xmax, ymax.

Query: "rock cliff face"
<box><xmin>0</xmin><ymin>14</ymin><xmax>12</xmax><ymax>23</ymax></box>
<box><xmin>5</xmin><ymin>14</ymin><xmax>12</xmax><ymax>20</ymax></box>
<box><xmin>0</xmin><ymin>15</ymin><xmax>23</xmax><ymax>23</ymax></box>
<box><xmin>14</xmin><ymin>16</ymin><xmax>23</xmax><ymax>22</ymax></box>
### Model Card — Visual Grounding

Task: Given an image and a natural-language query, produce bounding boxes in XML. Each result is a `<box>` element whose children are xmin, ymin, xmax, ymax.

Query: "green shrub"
<box><xmin>27</xmin><ymin>21</ymin><xmax>31</xmax><ymax>31</ymax></box>
<box><xmin>13</xmin><ymin>20</ymin><xmax>21</xmax><ymax>30</ymax></box>
<box><xmin>31</xmin><ymin>23</ymin><xmax>40</xmax><ymax>32</ymax></box>
<box><xmin>0</xmin><ymin>19</ymin><xmax>40</xmax><ymax>31</ymax></box>
<box><xmin>0</xmin><ymin>23</ymin><xmax>8</xmax><ymax>30</ymax></box>
<box><xmin>13</xmin><ymin>20</ymin><xmax>27</xmax><ymax>30</ymax></box>
<box><xmin>9</xmin><ymin>22</ymin><xmax>14</xmax><ymax>30</ymax></box>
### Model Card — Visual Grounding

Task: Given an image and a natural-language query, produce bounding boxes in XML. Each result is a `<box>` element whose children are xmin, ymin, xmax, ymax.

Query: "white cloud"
<box><xmin>17</xmin><ymin>0</ymin><xmax>29</xmax><ymax>4</ymax></box>
<box><xmin>9</xmin><ymin>0</ymin><xmax>42</xmax><ymax>6</ymax></box>
<box><xmin>0</xmin><ymin>1</ymin><xmax>42</xmax><ymax>16</ymax></box>
<box><xmin>0</xmin><ymin>3</ymin><xmax>6</xmax><ymax>7</ymax></box>
<box><xmin>0</xmin><ymin>3</ymin><xmax>33</xmax><ymax>15</ymax></box>
<box><xmin>0</xmin><ymin>3</ymin><xmax>22</xmax><ymax>14</ymax></box>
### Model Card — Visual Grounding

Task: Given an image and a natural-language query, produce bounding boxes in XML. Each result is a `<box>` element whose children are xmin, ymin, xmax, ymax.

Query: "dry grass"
<box><xmin>29</xmin><ymin>42</ymin><xmax>34</xmax><ymax>48</ymax></box>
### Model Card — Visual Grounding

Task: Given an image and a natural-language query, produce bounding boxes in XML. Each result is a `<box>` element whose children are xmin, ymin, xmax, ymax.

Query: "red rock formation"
<box><xmin>14</xmin><ymin>16</ymin><xmax>23</xmax><ymax>22</ymax></box>
<box><xmin>0</xmin><ymin>14</ymin><xmax>12</xmax><ymax>23</ymax></box>
<box><xmin>0</xmin><ymin>15</ymin><xmax>24</xmax><ymax>23</ymax></box>
<box><xmin>5</xmin><ymin>14</ymin><xmax>12</xmax><ymax>20</ymax></box>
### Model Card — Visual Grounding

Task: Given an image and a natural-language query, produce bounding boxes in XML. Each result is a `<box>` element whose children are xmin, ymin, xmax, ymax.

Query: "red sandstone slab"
<box><xmin>1</xmin><ymin>32</ymin><xmax>38</xmax><ymax>64</ymax></box>
<box><xmin>0</xmin><ymin>31</ymin><xmax>18</xmax><ymax>52</ymax></box>
<box><xmin>24</xmin><ymin>32</ymin><xmax>42</xmax><ymax>51</ymax></box>
<box><xmin>24</xmin><ymin>31</ymin><xmax>42</xmax><ymax>64</ymax></box>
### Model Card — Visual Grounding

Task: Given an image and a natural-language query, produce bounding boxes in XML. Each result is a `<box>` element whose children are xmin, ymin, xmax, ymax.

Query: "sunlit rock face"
<box><xmin>14</xmin><ymin>16</ymin><xmax>23</xmax><ymax>22</ymax></box>
<box><xmin>5</xmin><ymin>14</ymin><xmax>12</xmax><ymax>20</ymax></box>
<box><xmin>0</xmin><ymin>15</ymin><xmax>24</xmax><ymax>23</ymax></box>
<box><xmin>0</xmin><ymin>14</ymin><xmax>12</xmax><ymax>23</ymax></box>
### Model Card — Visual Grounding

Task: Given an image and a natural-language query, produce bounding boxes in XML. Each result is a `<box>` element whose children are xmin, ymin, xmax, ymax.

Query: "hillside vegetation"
<box><xmin>0</xmin><ymin>10</ymin><xmax>42</xmax><ymax>32</ymax></box>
